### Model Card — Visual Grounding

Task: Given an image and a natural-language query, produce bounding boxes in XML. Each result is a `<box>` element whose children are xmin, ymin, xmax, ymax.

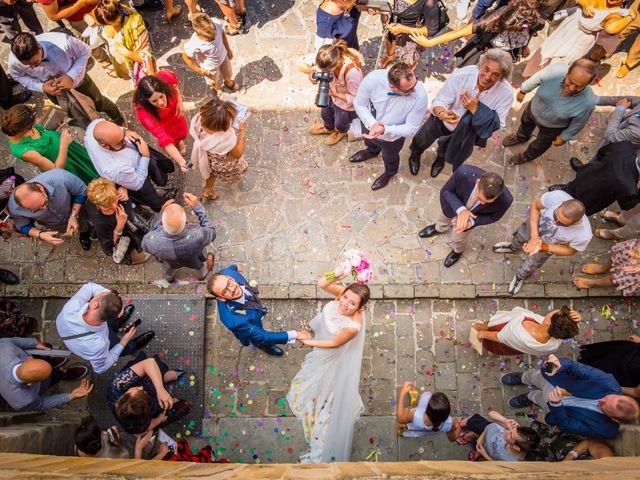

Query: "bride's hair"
<box><xmin>426</xmin><ymin>392</ymin><xmax>451</xmax><ymax>432</ymax></box>
<box><xmin>343</xmin><ymin>283</ymin><xmax>371</xmax><ymax>310</ymax></box>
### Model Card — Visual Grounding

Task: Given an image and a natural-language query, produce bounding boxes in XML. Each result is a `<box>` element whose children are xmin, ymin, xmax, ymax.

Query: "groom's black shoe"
<box><xmin>258</xmin><ymin>345</ymin><xmax>284</xmax><ymax>356</ymax></box>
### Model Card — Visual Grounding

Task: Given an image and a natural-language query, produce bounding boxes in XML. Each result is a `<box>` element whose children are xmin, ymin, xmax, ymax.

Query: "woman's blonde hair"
<box><xmin>94</xmin><ymin>0</ymin><xmax>125</xmax><ymax>25</ymax></box>
<box><xmin>191</xmin><ymin>12</ymin><xmax>217</xmax><ymax>38</ymax></box>
<box><xmin>315</xmin><ymin>39</ymin><xmax>362</xmax><ymax>71</ymax></box>
<box><xmin>87</xmin><ymin>178</ymin><xmax>118</xmax><ymax>209</ymax></box>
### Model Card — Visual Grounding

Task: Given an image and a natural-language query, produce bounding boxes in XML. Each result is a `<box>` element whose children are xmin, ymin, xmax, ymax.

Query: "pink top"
<box><xmin>135</xmin><ymin>69</ymin><xmax>188</xmax><ymax>148</ymax></box>
<box><xmin>330</xmin><ymin>58</ymin><xmax>363</xmax><ymax>112</ymax></box>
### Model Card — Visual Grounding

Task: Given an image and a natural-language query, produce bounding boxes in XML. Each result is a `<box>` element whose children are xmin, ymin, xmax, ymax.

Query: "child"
<box><xmin>182</xmin><ymin>13</ymin><xmax>240</xmax><ymax>93</ymax></box>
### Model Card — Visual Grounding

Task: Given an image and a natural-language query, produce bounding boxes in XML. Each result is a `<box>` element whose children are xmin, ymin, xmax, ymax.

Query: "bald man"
<box><xmin>142</xmin><ymin>193</ymin><xmax>216</xmax><ymax>282</ymax></box>
<box><xmin>0</xmin><ymin>337</ymin><xmax>92</xmax><ymax>411</ymax></box>
<box><xmin>84</xmin><ymin>119</ymin><xmax>175</xmax><ymax>212</ymax></box>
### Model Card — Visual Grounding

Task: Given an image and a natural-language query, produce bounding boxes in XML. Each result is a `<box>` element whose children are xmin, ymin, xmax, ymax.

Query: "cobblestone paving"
<box><xmin>0</xmin><ymin>0</ymin><xmax>639</xmax><ymax>463</ymax></box>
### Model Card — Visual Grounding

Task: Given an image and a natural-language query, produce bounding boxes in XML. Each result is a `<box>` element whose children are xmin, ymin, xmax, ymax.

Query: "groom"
<box><xmin>207</xmin><ymin>265</ymin><xmax>309</xmax><ymax>356</ymax></box>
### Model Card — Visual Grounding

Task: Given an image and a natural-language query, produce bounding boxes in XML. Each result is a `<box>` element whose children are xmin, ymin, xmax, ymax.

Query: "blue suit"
<box><xmin>215</xmin><ymin>265</ymin><xmax>289</xmax><ymax>347</ymax></box>
<box><xmin>542</xmin><ymin>359</ymin><xmax>623</xmax><ymax>439</ymax></box>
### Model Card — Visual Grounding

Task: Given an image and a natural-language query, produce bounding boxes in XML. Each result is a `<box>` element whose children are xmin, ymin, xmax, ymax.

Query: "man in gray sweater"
<box><xmin>0</xmin><ymin>337</ymin><xmax>93</xmax><ymax>411</ymax></box>
<box><xmin>142</xmin><ymin>193</ymin><xmax>216</xmax><ymax>282</ymax></box>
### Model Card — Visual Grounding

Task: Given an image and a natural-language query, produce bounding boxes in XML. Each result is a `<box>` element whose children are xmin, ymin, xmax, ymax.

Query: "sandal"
<box><xmin>595</xmin><ymin>228</ymin><xmax>620</xmax><ymax>240</ymax></box>
<box><xmin>224</xmin><ymin>23</ymin><xmax>242</xmax><ymax>36</ymax></box>
<box><xmin>456</xmin><ymin>430</ymin><xmax>477</xmax><ymax>445</ymax></box>
<box><xmin>223</xmin><ymin>80</ymin><xmax>241</xmax><ymax>92</ymax></box>
<box><xmin>600</xmin><ymin>210</ymin><xmax>622</xmax><ymax>225</ymax></box>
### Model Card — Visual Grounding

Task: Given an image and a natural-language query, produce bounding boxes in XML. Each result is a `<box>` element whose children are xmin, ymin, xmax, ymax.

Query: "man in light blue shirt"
<box><xmin>351</xmin><ymin>63</ymin><xmax>428</xmax><ymax>191</ymax></box>
<box><xmin>504</xmin><ymin>60</ymin><xmax>596</xmax><ymax>165</ymax></box>
<box><xmin>9</xmin><ymin>31</ymin><xmax>124</xmax><ymax>125</ymax></box>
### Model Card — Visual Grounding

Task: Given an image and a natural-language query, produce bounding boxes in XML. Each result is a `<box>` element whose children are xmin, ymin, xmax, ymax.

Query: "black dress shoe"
<box><xmin>443</xmin><ymin>250</ymin><xmax>462</xmax><ymax>268</ymax></box>
<box><xmin>0</xmin><ymin>268</ymin><xmax>19</xmax><ymax>285</ymax></box>
<box><xmin>349</xmin><ymin>149</ymin><xmax>378</xmax><ymax>163</ymax></box>
<box><xmin>408</xmin><ymin>151</ymin><xmax>421</xmax><ymax>176</ymax></box>
<box><xmin>132</xmin><ymin>331</ymin><xmax>155</xmax><ymax>351</ymax></box>
<box><xmin>122</xmin><ymin>305</ymin><xmax>135</xmax><ymax>323</ymax></box>
<box><xmin>79</xmin><ymin>231</ymin><xmax>92</xmax><ymax>251</ymax></box>
<box><xmin>257</xmin><ymin>344</ymin><xmax>284</xmax><ymax>356</ymax></box>
<box><xmin>570</xmin><ymin>157</ymin><xmax>584</xmax><ymax>172</ymax></box>
<box><xmin>1</xmin><ymin>90</ymin><xmax>32</xmax><ymax>109</ymax></box>
<box><xmin>430</xmin><ymin>159</ymin><xmax>445</xmax><ymax>178</ymax></box>
<box><xmin>418</xmin><ymin>224</ymin><xmax>438</xmax><ymax>238</ymax></box>
<box><xmin>371</xmin><ymin>173</ymin><xmax>391</xmax><ymax>191</ymax></box>
<box><xmin>547</xmin><ymin>184</ymin><xmax>567</xmax><ymax>192</ymax></box>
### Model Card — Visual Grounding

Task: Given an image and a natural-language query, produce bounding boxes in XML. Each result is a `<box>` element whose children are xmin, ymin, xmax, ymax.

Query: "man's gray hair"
<box><xmin>478</xmin><ymin>48</ymin><xmax>513</xmax><ymax>80</ymax></box>
<box><xmin>162</xmin><ymin>204</ymin><xmax>187</xmax><ymax>235</ymax></box>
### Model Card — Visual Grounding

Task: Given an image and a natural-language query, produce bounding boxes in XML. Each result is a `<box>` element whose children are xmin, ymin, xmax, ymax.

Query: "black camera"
<box><xmin>312</xmin><ymin>71</ymin><xmax>333</xmax><ymax>108</ymax></box>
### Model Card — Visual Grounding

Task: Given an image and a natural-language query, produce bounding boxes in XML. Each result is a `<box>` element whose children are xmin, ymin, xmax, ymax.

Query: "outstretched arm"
<box><xmin>302</xmin><ymin>327</ymin><xmax>358</xmax><ymax>348</ymax></box>
<box><xmin>410</xmin><ymin>23</ymin><xmax>473</xmax><ymax>48</ymax></box>
<box><xmin>317</xmin><ymin>270</ymin><xmax>348</xmax><ymax>297</ymax></box>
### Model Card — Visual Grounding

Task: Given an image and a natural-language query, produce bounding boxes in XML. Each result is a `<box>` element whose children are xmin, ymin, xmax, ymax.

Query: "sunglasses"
<box><xmin>553</xmin><ymin>208</ymin><xmax>571</xmax><ymax>227</ymax></box>
<box><xmin>396</xmin><ymin>78</ymin><xmax>418</xmax><ymax>95</ymax></box>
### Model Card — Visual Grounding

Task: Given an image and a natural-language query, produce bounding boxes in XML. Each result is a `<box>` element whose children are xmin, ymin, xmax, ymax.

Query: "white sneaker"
<box><xmin>493</xmin><ymin>242</ymin><xmax>517</xmax><ymax>254</ymax></box>
<box><xmin>508</xmin><ymin>275</ymin><xmax>524</xmax><ymax>295</ymax></box>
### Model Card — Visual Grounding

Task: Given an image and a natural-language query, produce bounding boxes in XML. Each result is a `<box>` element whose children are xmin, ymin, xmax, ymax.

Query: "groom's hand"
<box><xmin>296</xmin><ymin>331</ymin><xmax>312</xmax><ymax>341</ymax></box>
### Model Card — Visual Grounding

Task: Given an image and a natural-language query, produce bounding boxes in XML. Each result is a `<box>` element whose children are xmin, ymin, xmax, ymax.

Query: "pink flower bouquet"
<box><xmin>325</xmin><ymin>249</ymin><xmax>373</xmax><ymax>284</ymax></box>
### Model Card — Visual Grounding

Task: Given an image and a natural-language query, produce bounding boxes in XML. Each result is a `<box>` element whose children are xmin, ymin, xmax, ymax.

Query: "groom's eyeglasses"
<box><xmin>220</xmin><ymin>278</ymin><xmax>236</xmax><ymax>297</ymax></box>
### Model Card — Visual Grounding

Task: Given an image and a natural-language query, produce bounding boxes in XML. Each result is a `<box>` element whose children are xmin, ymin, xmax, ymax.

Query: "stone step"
<box><xmin>0</xmin><ymin>412</ymin><xmax>86</xmax><ymax>457</ymax></box>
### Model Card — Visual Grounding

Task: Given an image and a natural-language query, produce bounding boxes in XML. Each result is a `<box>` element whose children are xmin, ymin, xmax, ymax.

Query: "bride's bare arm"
<box><xmin>317</xmin><ymin>270</ymin><xmax>349</xmax><ymax>297</ymax></box>
<box><xmin>302</xmin><ymin>327</ymin><xmax>358</xmax><ymax>348</ymax></box>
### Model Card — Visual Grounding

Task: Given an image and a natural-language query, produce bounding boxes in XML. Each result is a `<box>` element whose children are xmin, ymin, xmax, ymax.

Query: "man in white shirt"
<box><xmin>56</xmin><ymin>283</ymin><xmax>155</xmax><ymax>374</ymax></box>
<box><xmin>493</xmin><ymin>191</ymin><xmax>593</xmax><ymax>295</ymax></box>
<box><xmin>408</xmin><ymin>49</ymin><xmax>514</xmax><ymax>178</ymax></box>
<box><xmin>351</xmin><ymin>63</ymin><xmax>428</xmax><ymax>191</ymax></box>
<box><xmin>9</xmin><ymin>31</ymin><xmax>124</xmax><ymax>125</ymax></box>
<box><xmin>84</xmin><ymin>119</ymin><xmax>175</xmax><ymax>212</ymax></box>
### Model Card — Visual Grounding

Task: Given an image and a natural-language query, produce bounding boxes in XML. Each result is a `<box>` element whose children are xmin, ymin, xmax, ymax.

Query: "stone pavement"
<box><xmin>0</xmin><ymin>0</ymin><xmax>639</xmax><ymax>465</ymax></box>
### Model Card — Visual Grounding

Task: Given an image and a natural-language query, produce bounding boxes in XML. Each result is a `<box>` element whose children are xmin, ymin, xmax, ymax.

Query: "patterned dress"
<box><xmin>610</xmin><ymin>239</ymin><xmax>640</xmax><ymax>296</ymax></box>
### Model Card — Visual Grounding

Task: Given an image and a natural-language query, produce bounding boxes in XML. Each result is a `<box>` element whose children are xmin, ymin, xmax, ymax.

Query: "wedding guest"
<box><xmin>579</xmin><ymin>335</ymin><xmax>640</xmax><ymax>392</ymax></box>
<box><xmin>381</xmin><ymin>0</ymin><xmax>441</xmax><ymax>68</ymax></box>
<box><xmin>573</xmin><ymin>239</ymin><xmax>640</xmax><ymax>295</ymax></box>
<box><xmin>287</xmin><ymin>270</ymin><xmax>370</xmax><ymax>462</ymax></box>
<box><xmin>493</xmin><ymin>191</ymin><xmax>592</xmax><ymax>295</ymax></box>
<box><xmin>86</xmin><ymin>178</ymin><xmax>150</xmax><ymax>265</ymax></box>
<box><xmin>8</xmin><ymin>169</ymin><xmax>93</xmax><ymax>250</ymax></box>
<box><xmin>93</xmin><ymin>0</ymin><xmax>156</xmax><ymax>84</ymax></box>
<box><xmin>208</xmin><ymin>265</ymin><xmax>310</xmax><ymax>356</ymax></box>
<box><xmin>472</xmin><ymin>305</ymin><xmax>581</xmax><ymax>356</ymax></box>
<box><xmin>56</xmin><ymin>282</ymin><xmax>154</xmax><ymax>374</ymax></box>
<box><xmin>308</xmin><ymin>40</ymin><xmax>363</xmax><ymax>146</ymax></box>
<box><xmin>2</xmin><ymin>104</ymin><xmax>99</xmax><ymax>185</ymax></box>
<box><xmin>351</xmin><ymin>63</ymin><xmax>428</xmax><ymax>190</ymax></box>
<box><xmin>0</xmin><ymin>0</ymin><xmax>43</xmax><ymax>41</ymax></box>
<box><xmin>396</xmin><ymin>381</ymin><xmax>458</xmax><ymax>441</ymax></box>
<box><xmin>522</xmin><ymin>0</ymin><xmax>631</xmax><ymax>78</ymax></box>
<box><xmin>527</xmin><ymin>421</ymin><xmax>616</xmax><ymax>461</ymax></box>
<box><xmin>407</xmin><ymin>49</ymin><xmax>514</xmax><ymax>177</ymax></box>
<box><xmin>74</xmin><ymin>416</ymin><xmax>170</xmax><ymax>460</ymax></box>
<box><xmin>419</xmin><ymin>167</ymin><xmax>512</xmax><ymax>268</ymax></box>
<box><xmin>457</xmin><ymin>408</ymin><xmax>539</xmax><ymax>462</ymax></box>
<box><xmin>182</xmin><ymin>13</ymin><xmax>239</xmax><ymax>93</ymax></box>
<box><xmin>84</xmin><ymin>119</ymin><xmax>175</xmax><ymax>212</ymax></box>
<box><xmin>134</xmin><ymin>71</ymin><xmax>190</xmax><ymax>173</ymax></box>
<box><xmin>502</xmin><ymin>60</ymin><xmax>596</xmax><ymax>165</ymax></box>
<box><xmin>0</xmin><ymin>337</ymin><xmax>91</xmax><ymax>411</ymax></box>
<box><xmin>316</xmin><ymin>0</ymin><xmax>360</xmax><ymax>50</ymax></box>
<box><xmin>107</xmin><ymin>353</ymin><xmax>190</xmax><ymax>434</ymax></box>
<box><xmin>407</xmin><ymin>0</ymin><xmax>542</xmax><ymax>67</ymax></box>
<box><xmin>501</xmin><ymin>355</ymin><xmax>640</xmax><ymax>438</ymax></box>
<box><xmin>9</xmin><ymin>32</ymin><xmax>125</xmax><ymax>126</ymax></box>
<box><xmin>189</xmin><ymin>96</ymin><xmax>247</xmax><ymax>201</ymax></box>
<box><xmin>35</xmin><ymin>0</ymin><xmax>97</xmax><ymax>34</ymax></box>
<box><xmin>141</xmin><ymin>193</ymin><xmax>216</xmax><ymax>282</ymax></box>
<box><xmin>215</xmin><ymin>0</ymin><xmax>246</xmax><ymax>36</ymax></box>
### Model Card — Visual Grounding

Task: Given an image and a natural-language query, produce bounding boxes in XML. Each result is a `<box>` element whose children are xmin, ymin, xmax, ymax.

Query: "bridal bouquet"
<box><xmin>326</xmin><ymin>249</ymin><xmax>373</xmax><ymax>284</ymax></box>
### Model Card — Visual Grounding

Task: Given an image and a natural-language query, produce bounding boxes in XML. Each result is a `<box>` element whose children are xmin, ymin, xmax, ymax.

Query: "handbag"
<box><xmin>437</xmin><ymin>0</ymin><xmax>450</xmax><ymax>33</ymax></box>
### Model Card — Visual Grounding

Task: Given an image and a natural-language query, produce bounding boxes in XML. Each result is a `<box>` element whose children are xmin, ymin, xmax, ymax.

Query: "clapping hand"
<box><xmin>523</xmin><ymin>236</ymin><xmax>542</xmax><ymax>255</ymax></box>
<box><xmin>461</xmin><ymin>91</ymin><xmax>480</xmax><ymax>114</ymax></box>
<box><xmin>454</xmin><ymin>209</ymin><xmax>476</xmax><ymax>233</ymax></box>
<box><xmin>363</xmin><ymin>122</ymin><xmax>385</xmax><ymax>139</ymax></box>
<box><xmin>547</xmin><ymin>386</ymin><xmax>563</xmax><ymax>404</ymax></box>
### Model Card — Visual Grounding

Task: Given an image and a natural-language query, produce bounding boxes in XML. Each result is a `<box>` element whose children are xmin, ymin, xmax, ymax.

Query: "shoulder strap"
<box><xmin>60</xmin><ymin>330</ymin><xmax>96</xmax><ymax>341</ymax></box>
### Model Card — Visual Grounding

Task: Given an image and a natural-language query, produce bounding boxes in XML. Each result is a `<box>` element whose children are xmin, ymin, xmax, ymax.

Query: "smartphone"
<box><xmin>123</xmin><ymin>318</ymin><xmax>142</xmax><ymax>333</ymax></box>
<box><xmin>543</xmin><ymin>362</ymin><xmax>554</xmax><ymax>374</ymax></box>
<box><xmin>0</xmin><ymin>209</ymin><xmax>10</xmax><ymax>224</ymax></box>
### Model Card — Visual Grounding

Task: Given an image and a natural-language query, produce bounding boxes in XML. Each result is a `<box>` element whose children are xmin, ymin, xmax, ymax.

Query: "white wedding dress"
<box><xmin>286</xmin><ymin>300</ymin><xmax>366</xmax><ymax>463</ymax></box>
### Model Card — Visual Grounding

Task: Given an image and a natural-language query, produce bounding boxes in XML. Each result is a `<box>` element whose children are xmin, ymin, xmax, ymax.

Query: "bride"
<box><xmin>286</xmin><ymin>269</ymin><xmax>370</xmax><ymax>463</ymax></box>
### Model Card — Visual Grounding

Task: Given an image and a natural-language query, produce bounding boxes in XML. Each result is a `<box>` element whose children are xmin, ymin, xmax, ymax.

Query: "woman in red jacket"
<box><xmin>134</xmin><ymin>70</ymin><xmax>190</xmax><ymax>172</ymax></box>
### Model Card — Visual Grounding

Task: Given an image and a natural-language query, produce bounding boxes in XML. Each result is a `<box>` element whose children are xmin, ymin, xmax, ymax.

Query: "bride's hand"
<box><xmin>296</xmin><ymin>330</ymin><xmax>312</xmax><ymax>341</ymax></box>
<box><xmin>334</xmin><ymin>266</ymin><xmax>349</xmax><ymax>280</ymax></box>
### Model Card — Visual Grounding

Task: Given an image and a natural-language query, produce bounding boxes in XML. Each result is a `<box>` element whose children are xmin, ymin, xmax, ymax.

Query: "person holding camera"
<box><xmin>84</xmin><ymin>119</ymin><xmax>175</xmax><ymax>213</ymax></box>
<box><xmin>351</xmin><ymin>62</ymin><xmax>428</xmax><ymax>191</ymax></box>
<box><xmin>308</xmin><ymin>40</ymin><xmax>363</xmax><ymax>146</ymax></box>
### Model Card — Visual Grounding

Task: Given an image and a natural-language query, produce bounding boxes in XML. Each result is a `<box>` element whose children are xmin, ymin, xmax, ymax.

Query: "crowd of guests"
<box><xmin>0</xmin><ymin>0</ymin><xmax>638</xmax><ymax>466</ymax></box>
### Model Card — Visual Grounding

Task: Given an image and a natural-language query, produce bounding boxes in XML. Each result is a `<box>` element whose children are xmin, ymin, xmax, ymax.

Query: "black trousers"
<box><xmin>0</xmin><ymin>64</ymin><xmax>12</xmax><ymax>107</ymax></box>
<box><xmin>516</xmin><ymin>102</ymin><xmax>566</xmax><ymax>162</ymax></box>
<box><xmin>107</xmin><ymin>317</ymin><xmax>137</xmax><ymax>356</ymax></box>
<box><xmin>0</xmin><ymin>1</ymin><xmax>43</xmax><ymax>40</ymax></box>
<box><xmin>465</xmin><ymin>414</ymin><xmax>491</xmax><ymax>435</ymax></box>
<box><xmin>127</xmin><ymin>155</ymin><xmax>174</xmax><ymax>212</ymax></box>
<box><xmin>321</xmin><ymin>98</ymin><xmax>358</xmax><ymax>133</ymax></box>
<box><xmin>364</xmin><ymin>133</ymin><xmax>406</xmax><ymax>177</ymax></box>
<box><xmin>409</xmin><ymin>114</ymin><xmax>452</xmax><ymax>164</ymax></box>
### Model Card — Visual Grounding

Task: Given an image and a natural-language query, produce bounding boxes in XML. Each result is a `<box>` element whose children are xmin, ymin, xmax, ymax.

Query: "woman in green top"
<box><xmin>1</xmin><ymin>104</ymin><xmax>99</xmax><ymax>185</ymax></box>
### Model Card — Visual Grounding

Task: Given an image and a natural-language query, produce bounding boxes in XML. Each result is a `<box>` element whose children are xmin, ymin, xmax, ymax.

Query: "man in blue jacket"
<box><xmin>501</xmin><ymin>355</ymin><xmax>640</xmax><ymax>439</ymax></box>
<box><xmin>207</xmin><ymin>265</ymin><xmax>310</xmax><ymax>356</ymax></box>
<box><xmin>418</xmin><ymin>166</ymin><xmax>512</xmax><ymax>268</ymax></box>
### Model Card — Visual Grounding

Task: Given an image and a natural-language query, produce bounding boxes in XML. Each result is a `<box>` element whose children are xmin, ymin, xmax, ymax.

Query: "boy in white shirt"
<box><xmin>182</xmin><ymin>12</ymin><xmax>240</xmax><ymax>93</ymax></box>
